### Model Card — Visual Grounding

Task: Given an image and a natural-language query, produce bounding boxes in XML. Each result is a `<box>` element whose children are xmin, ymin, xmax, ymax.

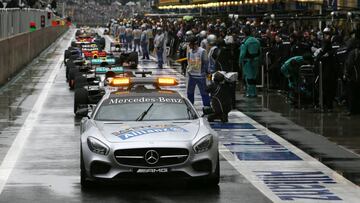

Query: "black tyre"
<box><xmin>189</xmin><ymin>154</ymin><xmax>220</xmax><ymax>187</ymax></box>
<box><xmin>74</xmin><ymin>88</ymin><xmax>89</xmax><ymax>114</ymax></box>
<box><xmin>81</xmin><ymin>149</ymin><xmax>94</xmax><ymax>188</ymax></box>
<box><xmin>64</xmin><ymin>50</ymin><xmax>70</xmax><ymax>61</ymax></box>
<box><xmin>66</xmin><ymin>61</ymin><xmax>76</xmax><ymax>81</ymax></box>
<box><xmin>114</xmin><ymin>56</ymin><xmax>121</xmax><ymax>65</ymax></box>
<box><xmin>74</xmin><ymin>75</ymin><xmax>88</xmax><ymax>89</ymax></box>
<box><xmin>69</xmin><ymin>66</ymin><xmax>79</xmax><ymax>80</ymax></box>
<box><xmin>69</xmin><ymin>67</ymin><xmax>80</xmax><ymax>89</ymax></box>
<box><xmin>207</xmin><ymin>154</ymin><xmax>220</xmax><ymax>186</ymax></box>
<box><xmin>129</xmin><ymin>52</ymin><xmax>138</xmax><ymax>68</ymax></box>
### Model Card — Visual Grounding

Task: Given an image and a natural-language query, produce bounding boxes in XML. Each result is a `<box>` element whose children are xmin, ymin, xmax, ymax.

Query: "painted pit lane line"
<box><xmin>0</xmin><ymin>29</ymin><xmax>75</xmax><ymax>195</ymax></box>
<box><xmin>135</xmin><ymin>59</ymin><xmax>360</xmax><ymax>202</ymax></box>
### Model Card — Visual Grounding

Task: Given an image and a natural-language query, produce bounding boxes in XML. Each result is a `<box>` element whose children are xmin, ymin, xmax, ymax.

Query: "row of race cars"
<box><xmin>64</xmin><ymin>28</ymin><xmax>220</xmax><ymax>188</ymax></box>
<box><xmin>64</xmin><ymin>27</ymin><xmax>139</xmax><ymax>113</ymax></box>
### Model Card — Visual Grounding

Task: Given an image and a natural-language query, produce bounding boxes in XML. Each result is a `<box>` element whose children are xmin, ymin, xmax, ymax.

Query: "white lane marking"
<box><xmin>0</xmin><ymin>30</ymin><xmax>74</xmax><ymax>195</ymax></box>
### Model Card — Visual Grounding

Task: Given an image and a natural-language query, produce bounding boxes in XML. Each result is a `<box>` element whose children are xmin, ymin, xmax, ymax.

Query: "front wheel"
<box><xmin>207</xmin><ymin>155</ymin><xmax>220</xmax><ymax>186</ymax></box>
<box><xmin>81</xmin><ymin>150</ymin><xmax>94</xmax><ymax>188</ymax></box>
<box><xmin>74</xmin><ymin>88</ymin><xmax>89</xmax><ymax>114</ymax></box>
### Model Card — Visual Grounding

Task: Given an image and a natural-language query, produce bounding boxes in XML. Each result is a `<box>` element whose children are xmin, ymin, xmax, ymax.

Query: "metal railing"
<box><xmin>0</xmin><ymin>8</ymin><xmax>55</xmax><ymax>39</ymax></box>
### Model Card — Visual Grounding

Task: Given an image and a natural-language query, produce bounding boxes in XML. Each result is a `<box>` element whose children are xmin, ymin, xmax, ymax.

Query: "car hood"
<box><xmin>94</xmin><ymin>120</ymin><xmax>200</xmax><ymax>143</ymax></box>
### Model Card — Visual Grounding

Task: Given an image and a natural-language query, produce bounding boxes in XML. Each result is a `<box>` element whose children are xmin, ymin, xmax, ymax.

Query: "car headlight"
<box><xmin>87</xmin><ymin>137</ymin><xmax>110</xmax><ymax>155</ymax></box>
<box><xmin>193</xmin><ymin>134</ymin><xmax>213</xmax><ymax>154</ymax></box>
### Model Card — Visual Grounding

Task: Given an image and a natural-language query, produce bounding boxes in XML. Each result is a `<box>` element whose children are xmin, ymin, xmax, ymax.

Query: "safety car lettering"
<box><xmin>107</xmin><ymin>97</ymin><xmax>183</xmax><ymax>105</ymax></box>
<box><xmin>115</xmin><ymin>126</ymin><xmax>188</xmax><ymax>140</ymax></box>
<box><xmin>255</xmin><ymin>171</ymin><xmax>342</xmax><ymax>201</ymax></box>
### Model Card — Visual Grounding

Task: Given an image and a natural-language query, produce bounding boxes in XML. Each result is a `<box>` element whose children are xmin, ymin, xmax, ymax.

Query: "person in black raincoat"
<box><xmin>206</xmin><ymin>72</ymin><xmax>232</xmax><ymax>122</ymax></box>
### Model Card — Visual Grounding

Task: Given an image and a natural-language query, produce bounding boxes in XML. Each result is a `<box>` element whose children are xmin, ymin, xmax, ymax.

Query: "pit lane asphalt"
<box><xmin>0</xmin><ymin>29</ymin><xmax>271</xmax><ymax>202</ymax></box>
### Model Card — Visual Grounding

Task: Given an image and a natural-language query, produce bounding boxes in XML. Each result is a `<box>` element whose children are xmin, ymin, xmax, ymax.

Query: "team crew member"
<box><xmin>281</xmin><ymin>54</ymin><xmax>312</xmax><ymax>104</ymax></box>
<box><xmin>206</xmin><ymin>72</ymin><xmax>232</xmax><ymax>122</ymax></box>
<box><xmin>133</xmin><ymin>27</ymin><xmax>141</xmax><ymax>52</ymax></box>
<box><xmin>118</xmin><ymin>23</ymin><xmax>126</xmax><ymax>43</ymax></box>
<box><xmin>344</xmin><ymin>47</ymin><xmax>360</xmax><ymax>115</ymax></box>
<box><xmin>316</xmin><ymin>27</ymin><xmax>337</xmax><ymax>110</ymax></box>
<box><xmin>125</xmin><ymin>25</ymin><xmax>133</xmax><ymax>51</ymax></box>
<box><xmin>147</xmin><ymin>26</ymin><xmax>154</xmax><ymax>52</ymax></box>
<box><xmin>207</xmin><ymin>34</ymin><xmax>218</xmax><ymax>73</ymax></box>
<box><xmin>239</xmin><ymin>26</ymin><xmax>261</xmax><ymax>97</ymax></box>
<box><xmin>154</xmin><ymin>27</ymin><xmax>165</xmax><ymax>69</ymax></box>
<box><xmin>186</xmin><ymin>36</ymin><xmax>210</xmax><ymax>107</ymax></box>
<box><xmin>140</xmin><ymin>24</ymin><xmax>149</xmax><ymax>60</ymax></box>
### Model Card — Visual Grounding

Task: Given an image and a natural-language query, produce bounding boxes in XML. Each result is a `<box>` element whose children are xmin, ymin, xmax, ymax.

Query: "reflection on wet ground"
<box><xmin>240</xmin><ymin>91</ymin><xmax>360</xmax><ymax>154</ymax></box>
<box><xmin>237</xmin><ymin>90</ymin><xmax>360</xmax><ymax>184</ymax></box>
<box><xmin>0</xmin><ymin>49</ymin><xmax>58</xmax><ymax>163</ymax></box>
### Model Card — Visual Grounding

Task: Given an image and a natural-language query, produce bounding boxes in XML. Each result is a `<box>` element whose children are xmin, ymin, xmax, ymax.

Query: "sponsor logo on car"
<box><xmin>112</xmin><ymin>124</ymin><xmax>188</xmax><ymax>140</ymax></box>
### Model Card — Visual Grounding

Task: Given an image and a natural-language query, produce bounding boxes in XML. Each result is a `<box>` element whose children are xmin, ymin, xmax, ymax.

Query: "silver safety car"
<box><xmin>78</xmin><ymin>77</ymin><xmax>219</xmax><ymax>187</ymax></box>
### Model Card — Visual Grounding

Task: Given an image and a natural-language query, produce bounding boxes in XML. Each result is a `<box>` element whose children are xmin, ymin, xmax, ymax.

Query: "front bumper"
<box><xmin>81</xmin><ymin>140</ymin><xmax>218</xmax><ymax>182</ymax></box>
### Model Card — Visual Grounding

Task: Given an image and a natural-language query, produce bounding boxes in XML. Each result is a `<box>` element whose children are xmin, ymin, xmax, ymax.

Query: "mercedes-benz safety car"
<box><xmin>77</xmin><ymin>77</ymin><xmax>220</xmax><ymax>187</ymax></box>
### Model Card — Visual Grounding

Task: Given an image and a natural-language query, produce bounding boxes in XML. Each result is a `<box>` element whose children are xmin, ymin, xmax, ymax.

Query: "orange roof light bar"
<box><xmin>110</xmin><ymin>77</ymin><xmax>131</xmax><ymax>86</ymax></box>
<box><xmin>157</xmin><ymin>77</ymin><xmax>179</xmax><ymax>86</ymax></box>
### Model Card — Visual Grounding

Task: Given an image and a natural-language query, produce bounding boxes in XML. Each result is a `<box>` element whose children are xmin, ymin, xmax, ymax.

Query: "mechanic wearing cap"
<box><xmin>154</xmin><ymin>27</ymin><xmax>165</xmax><ymax>69</ymax></box>
<box><xmin>239</xmin><ymin>25</ymin><xmax>261</xmax><ymax>97</ymax></box>
<box><xmin>187</xmin><ymin>36</ymin><xmax>210</xmax><ymax>107</ymax></box>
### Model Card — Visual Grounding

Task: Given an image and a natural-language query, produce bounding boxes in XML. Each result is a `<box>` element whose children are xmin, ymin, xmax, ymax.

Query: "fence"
<box><xmin>0</xmin><ymin>8</ymin><xmax>56</xmax><ymax>39</ymax></box>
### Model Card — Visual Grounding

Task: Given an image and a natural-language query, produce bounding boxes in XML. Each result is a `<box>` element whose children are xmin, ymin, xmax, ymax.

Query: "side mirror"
<box><xmin>76</xmin><ymin>108</ymin><xmax>89</xmax><ymax>118</ymax></box>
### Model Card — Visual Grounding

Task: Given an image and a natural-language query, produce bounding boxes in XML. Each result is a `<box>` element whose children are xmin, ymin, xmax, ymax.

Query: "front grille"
<box><xmin>114</xmin><ymin>148</ymin><xmax>189</xmax><ymax>167</ymax></box>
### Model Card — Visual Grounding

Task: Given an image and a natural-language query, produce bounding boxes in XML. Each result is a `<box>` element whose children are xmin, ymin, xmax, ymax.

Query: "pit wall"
<box><xmin>0</xmin><ymin>26</ymin><xmax>68</xmax><ymax>86</ymax></box>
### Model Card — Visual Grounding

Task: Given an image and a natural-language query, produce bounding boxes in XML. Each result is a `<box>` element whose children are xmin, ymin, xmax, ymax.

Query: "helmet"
<box><xmin>188</xmin><ymin>35</ymin><xmax>198</xmax><ymax>45</ymax></box>
<box><xmin>213</xmin><ymin>72</ymin><xmax>225</xmax><ymax>83</ymax></box>
<box><xmin>224</xmin><ymin>35</ymin><xmax>234</xmax><ymax>44</ymax></box>
<box><xmin>199</xmin><ymin>30</ymin><xmax>207</xmax><ymax>38</ymax></box>
<box><xmin>323</xmin><ymin>27</ymin><xmax>331</xmax><ymax>34</ymax></box>
<box><xmin>185</xmin><ymin>30</ymin><xmax>193</xmax><ymax>36</ymax></box>
<box><xmin>207</xmin><ymin>24</ymin><xmax>214</xmax><ymax>30</ymax></box>
<box><xmin>207</xmin><ymin>34</ymin><xmax>217</xmax><ymax>45</ymax></box>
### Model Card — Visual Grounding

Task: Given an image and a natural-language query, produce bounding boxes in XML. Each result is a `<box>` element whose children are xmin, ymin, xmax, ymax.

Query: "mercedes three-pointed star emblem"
<box><xmin>144</xmin><ymin>150</ymin><xmax>159</xmax><ymax>165</ymax></box>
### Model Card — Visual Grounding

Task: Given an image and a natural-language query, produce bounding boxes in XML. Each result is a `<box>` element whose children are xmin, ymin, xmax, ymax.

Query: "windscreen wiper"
<box><xmin>136</xmin><ymin>103</ymin><xmax>154</xmax><ymax>121</ymax></box>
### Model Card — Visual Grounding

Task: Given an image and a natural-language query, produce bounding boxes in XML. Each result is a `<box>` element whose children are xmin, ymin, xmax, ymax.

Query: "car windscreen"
<box><xmin>94</xmin><ymin>96</ymin><xmax>197</xmax><ymax>121</ymax></box>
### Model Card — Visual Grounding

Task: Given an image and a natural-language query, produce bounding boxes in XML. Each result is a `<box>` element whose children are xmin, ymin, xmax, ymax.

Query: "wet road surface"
<box><xmin>0</xmin><ymin>29</ymin><xmax>271</xmax><ymax>202</ymax></box>
<box><xmin>237</xmin><ymin>88</ymin><xmax>360</xmax><ymax>185</ymax></box>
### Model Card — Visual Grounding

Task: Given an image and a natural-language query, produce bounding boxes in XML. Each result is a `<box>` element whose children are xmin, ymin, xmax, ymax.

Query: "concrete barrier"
<box><xmin>0</xmin><ymin>26</ymin><xmax>68</xmax><ymax>86</ymax></box>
